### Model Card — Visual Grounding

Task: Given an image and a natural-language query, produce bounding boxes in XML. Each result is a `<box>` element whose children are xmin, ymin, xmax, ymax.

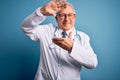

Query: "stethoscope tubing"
<box><xmin>53</xmin><ymin>27</ymin><xmax>81</xmax><ymax>40</ymax></box>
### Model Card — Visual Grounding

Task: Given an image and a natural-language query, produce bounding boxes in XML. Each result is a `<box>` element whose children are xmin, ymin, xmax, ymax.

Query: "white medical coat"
<box><xmin>21</xmin><ymin>8</ymin><xmax>98</xmax><ymax>80</ymax></box>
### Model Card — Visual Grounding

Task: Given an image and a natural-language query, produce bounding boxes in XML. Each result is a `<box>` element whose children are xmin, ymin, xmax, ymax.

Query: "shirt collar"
<box><xmin>58</xmin><ymin>27</ymin><xmax>76</xmax><ymax>39</ymax></box>
<box><xmin>58</xmin><ymin>28</ymin><xmax>73</xmax><ymax>35</ymax></box>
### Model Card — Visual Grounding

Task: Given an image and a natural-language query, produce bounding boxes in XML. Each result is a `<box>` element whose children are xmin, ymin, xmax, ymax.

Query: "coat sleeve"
<box><xmin>70</xmin><ymin>32</ymin><xmax>98</xmax><ymax>69</ymax></box>
<box><xmin>21</xmin><ymin>8</ymin><xmax>46</xmax><ymax>41</ymax></box>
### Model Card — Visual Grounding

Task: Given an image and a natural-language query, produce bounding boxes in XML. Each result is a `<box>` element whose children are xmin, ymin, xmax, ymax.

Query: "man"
<box><xmin>21</xmin><ymin>0</ymin><xmax>98</xmax><ymax>80</ymax></box>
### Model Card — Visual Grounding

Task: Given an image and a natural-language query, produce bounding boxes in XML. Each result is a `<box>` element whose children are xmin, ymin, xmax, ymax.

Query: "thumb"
<box><xmin>68</xmin><ymin>32</ymin><xmax>72</xmax><ymax>39</ymax></box>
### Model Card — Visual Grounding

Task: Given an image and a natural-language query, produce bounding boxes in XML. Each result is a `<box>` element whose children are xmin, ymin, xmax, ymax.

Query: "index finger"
<box><xmin>52</xmin><ymin>0</ymin><xmax>59</xmax><ymax>2</ymax></box>
<box><xmin>52</xmin><ymin>0</ymin><xmax>66</xmax><ymax>2</ymax></box>
<box><xmin>52</xmin><ymin>37</ymin><xmax>64</xmax><ymax>41</ymax></box>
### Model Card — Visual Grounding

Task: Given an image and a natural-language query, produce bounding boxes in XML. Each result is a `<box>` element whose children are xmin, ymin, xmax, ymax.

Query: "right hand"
<box><xmin>40</xmin><ymin>0</ymin><xmax>66</xmax><ymax>16</ymax></box>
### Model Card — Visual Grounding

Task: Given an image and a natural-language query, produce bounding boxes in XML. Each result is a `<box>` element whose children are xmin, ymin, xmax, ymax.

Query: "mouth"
<box><xmin>63</xmin><ymin>22</ymin><xmax>71</xmax><ymax>25</ymax></box>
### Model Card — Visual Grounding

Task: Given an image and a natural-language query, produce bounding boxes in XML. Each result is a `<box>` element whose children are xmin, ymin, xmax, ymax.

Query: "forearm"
<box><xmin>21</xmin><ymin>8</ymin><xmax>46</xmax><ymax>30</ymax></box>
<box><xmin>70</xmin><ymin>41</ymin><xmax>98</xmax><ymax>69</ymax></box>
<box><xmin>69</xmin><ymin>32</ymin><xmax>98</xmax><ymax>69</ymax></box>
<box><xmin>21</xmin><ymin>8</ymin><xmax>46</xmax><ymax>41</ymax></box>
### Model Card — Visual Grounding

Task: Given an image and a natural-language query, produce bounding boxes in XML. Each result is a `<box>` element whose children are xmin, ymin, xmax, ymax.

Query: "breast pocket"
<box><xmin>49</xmin><ymin>42</ymin><xmax>60</xmax><ymax>59</ymax></box>
<box><xmin>49</xmin><ymin>42</ymin><xmax>59</xmax><ymax>49</ymax></box>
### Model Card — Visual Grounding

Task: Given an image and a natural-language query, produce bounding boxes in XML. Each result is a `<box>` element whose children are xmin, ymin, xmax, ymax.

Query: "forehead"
<box><xmin>59</xmin><ymin>5</ymin><xmax>75</xmax><ymax>14</ymax></box>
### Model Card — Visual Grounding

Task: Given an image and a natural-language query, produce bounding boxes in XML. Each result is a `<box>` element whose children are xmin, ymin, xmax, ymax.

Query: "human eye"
<box><xmin>68</xmin><ymin>13</ymin><xmax>75</xmax><ymax>18</ymax></box>
<box><xmin>68</xmin><ymin>13</ymin><xmax>74</xmax><ymax>17</ymax></box>
<box><xmin>59</xmin><ymin>14</ymin><xmax>65</xmax><ymax>17</ymax></box>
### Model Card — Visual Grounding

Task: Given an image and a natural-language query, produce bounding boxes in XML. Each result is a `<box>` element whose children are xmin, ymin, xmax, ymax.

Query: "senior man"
<box><xmin>21</xmin><ymin>0</ymin><xmax>98</xmax><ymax>80</ymax></box>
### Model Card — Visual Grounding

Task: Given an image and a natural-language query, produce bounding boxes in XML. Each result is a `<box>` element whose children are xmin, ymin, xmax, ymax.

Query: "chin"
<box><xmin>62</xmin><ymin>27</ymin><xmax>71</xmax><ymax>31</ymax></box>
<box><xmin>62</xmin><ymin>25</ymin><xmax>73</xmax><ymax>30</ymax></box>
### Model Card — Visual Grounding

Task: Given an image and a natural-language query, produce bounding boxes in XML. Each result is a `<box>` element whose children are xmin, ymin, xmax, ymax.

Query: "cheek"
<box><xmin>58</xmin><ymin>19</ymin><xmax>64</xmax><ymax>24</ymax></box>
<box><xmin>56</xmin><ymin>19</ymin><xmax>63</xmax><ymax>27</ymax></box>
<box><xmin>72</xmin><ymin>19</ymin><xmax>75</xmax><ymax>23</ymax></box>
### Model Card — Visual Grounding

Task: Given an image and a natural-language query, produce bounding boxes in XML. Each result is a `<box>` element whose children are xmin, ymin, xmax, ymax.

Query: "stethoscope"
<box><xmin>52</xmin><ymin>27</ymin><xmax>82</xmax><ymax>71</ymax></box>
<box><xmin>53</xmin><ymin>27</ymin><xmax>81</xmax><ymax>41</ymax></box>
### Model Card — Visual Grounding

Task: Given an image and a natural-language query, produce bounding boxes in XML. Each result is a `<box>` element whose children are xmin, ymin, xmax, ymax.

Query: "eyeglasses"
<box><xmin>57</xmin><ymin>13</ymin><xmax>75</xmax><ymax>19</ymax></box>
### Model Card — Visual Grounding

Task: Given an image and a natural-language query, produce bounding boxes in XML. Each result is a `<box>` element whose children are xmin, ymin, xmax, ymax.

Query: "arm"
<box><xmin>21</xmin><ymin>0</ymin><xmax>66</xmax><ymax>41</ymax></box>
<box><xmin>70</xmin><ymin>32</ymin><xmax>98</xmax><ymax>69</ymax></box>
<box><xmin>52</xmin><ymin>32</ymin><xmax>98</xmax><ymax>69</ymax></box>
<box><xmin>21</xmin><ymin>8</ymin><xmax>46</xmax><ymax>41</ymax></box>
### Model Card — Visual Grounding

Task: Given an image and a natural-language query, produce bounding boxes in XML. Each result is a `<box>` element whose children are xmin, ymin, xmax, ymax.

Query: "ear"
<box><xmin>75</xmin><ymin>14</ymin><xmax>76</xmax><ymax>18</ymax></box>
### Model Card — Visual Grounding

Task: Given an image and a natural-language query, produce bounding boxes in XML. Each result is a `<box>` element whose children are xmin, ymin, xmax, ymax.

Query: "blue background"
<box><xmin>0</xmin><ymin>0</ymin><xmax>120</xmax><ymax>80</ymax></box>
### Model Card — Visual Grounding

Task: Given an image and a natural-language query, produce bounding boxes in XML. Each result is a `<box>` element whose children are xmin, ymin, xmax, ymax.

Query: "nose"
<box><xmin>64</xmin><ymin>15</ymin><xmax>69</xmax><ymax>20</ymax></box>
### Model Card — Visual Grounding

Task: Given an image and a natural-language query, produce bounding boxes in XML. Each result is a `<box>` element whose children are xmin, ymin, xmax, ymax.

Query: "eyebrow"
<box><xmin>56</xmin><ymin>13</ymin><xmax>75</xmax><ymax>16</ymax></box>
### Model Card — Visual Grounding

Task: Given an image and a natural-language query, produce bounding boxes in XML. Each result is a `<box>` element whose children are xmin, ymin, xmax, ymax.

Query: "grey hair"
<box><xmin>56</xmin><ymin>2</ymin><xmax>76</xmax><ymax>15</ymax></box>
<box><xmin>63</xmin><ymin>2</ymin><xmax>76</xmax><ymax>14</ymax></box>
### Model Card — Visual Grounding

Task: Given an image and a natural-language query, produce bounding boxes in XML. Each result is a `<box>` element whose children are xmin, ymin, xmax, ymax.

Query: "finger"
<box><xmin>53</xmin><ymin>39</ymin><xmax>63</xmax><ymax>46</ymax></box>
<box><xmin>54</xmin><ymin>41</ymin><xmax>65</xmax><ymax>47</ymax></box>
<box><xmin>68</xmin><ymin>32</ymin><xmax>72</xmax><ymax>39</ymax></box>
<box><xmin>61</xmin><ymin>0</ymin><xmax>67</xmax><ymax>2</ymax></box>
<box><xmin>52</xmin><ymin>0</ymin><xmax>59</xmax><ymax>2</ymax></box>
<box><xmin>55</xmin><ymin>41</ymin><xmax>68</xmax><ymax>51</ymax></box>
<box><xmin>52</xmin><ymin>38</ymin><xmax>64</xmax><ymax>41</ymax></box>
<box><xmin>55</xmin><ymin>41</ymin><xmax>63</xmax><ymax>44</ymax></box>
<box><xmin>53</xmin><ymin>0</ymin><xmax>66</xmax><ymax>2</ymax></box>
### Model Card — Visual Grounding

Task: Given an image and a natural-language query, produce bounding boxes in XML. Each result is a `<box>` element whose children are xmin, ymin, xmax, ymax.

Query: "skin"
<box><xmin>55</xmin><ymin>5</ymin><xmax>76</xmax><ymax>31</ymax></box>
<box><xmin>40</xmin><ymin>0</ymin><xmax>76</xmax><ymax>52</ymax></box>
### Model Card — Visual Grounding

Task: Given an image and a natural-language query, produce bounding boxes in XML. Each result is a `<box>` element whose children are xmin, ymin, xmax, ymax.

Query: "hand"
<box><xmin>40</xmin><ymin>0</ymin><xmax>67</xmax><ymax>16</ymax></box>
<box><xmin>52</xmin><ymin>32</ymin><xmax>73</xmax><ymax>52</ymax></box>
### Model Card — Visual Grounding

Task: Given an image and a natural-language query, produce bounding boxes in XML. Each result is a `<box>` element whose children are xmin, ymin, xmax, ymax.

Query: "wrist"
<box><xmin>40</xmin><ymin>7</ymin><xmax>47</xmax><ymax>16</ymax></box>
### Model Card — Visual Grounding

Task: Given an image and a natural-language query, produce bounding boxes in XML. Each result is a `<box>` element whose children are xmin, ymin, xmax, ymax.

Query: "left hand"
<box><xmin>52</xmin><ymin>32</ymin><xmax>73</xmax><ymax>52</ymax></box>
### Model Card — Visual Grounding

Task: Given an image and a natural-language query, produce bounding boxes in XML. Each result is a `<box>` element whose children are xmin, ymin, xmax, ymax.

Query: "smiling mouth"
<box><xmin>63</xmin><ymin>22</ymin><xmax>71</xmax><ymax>24</ymax></box>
